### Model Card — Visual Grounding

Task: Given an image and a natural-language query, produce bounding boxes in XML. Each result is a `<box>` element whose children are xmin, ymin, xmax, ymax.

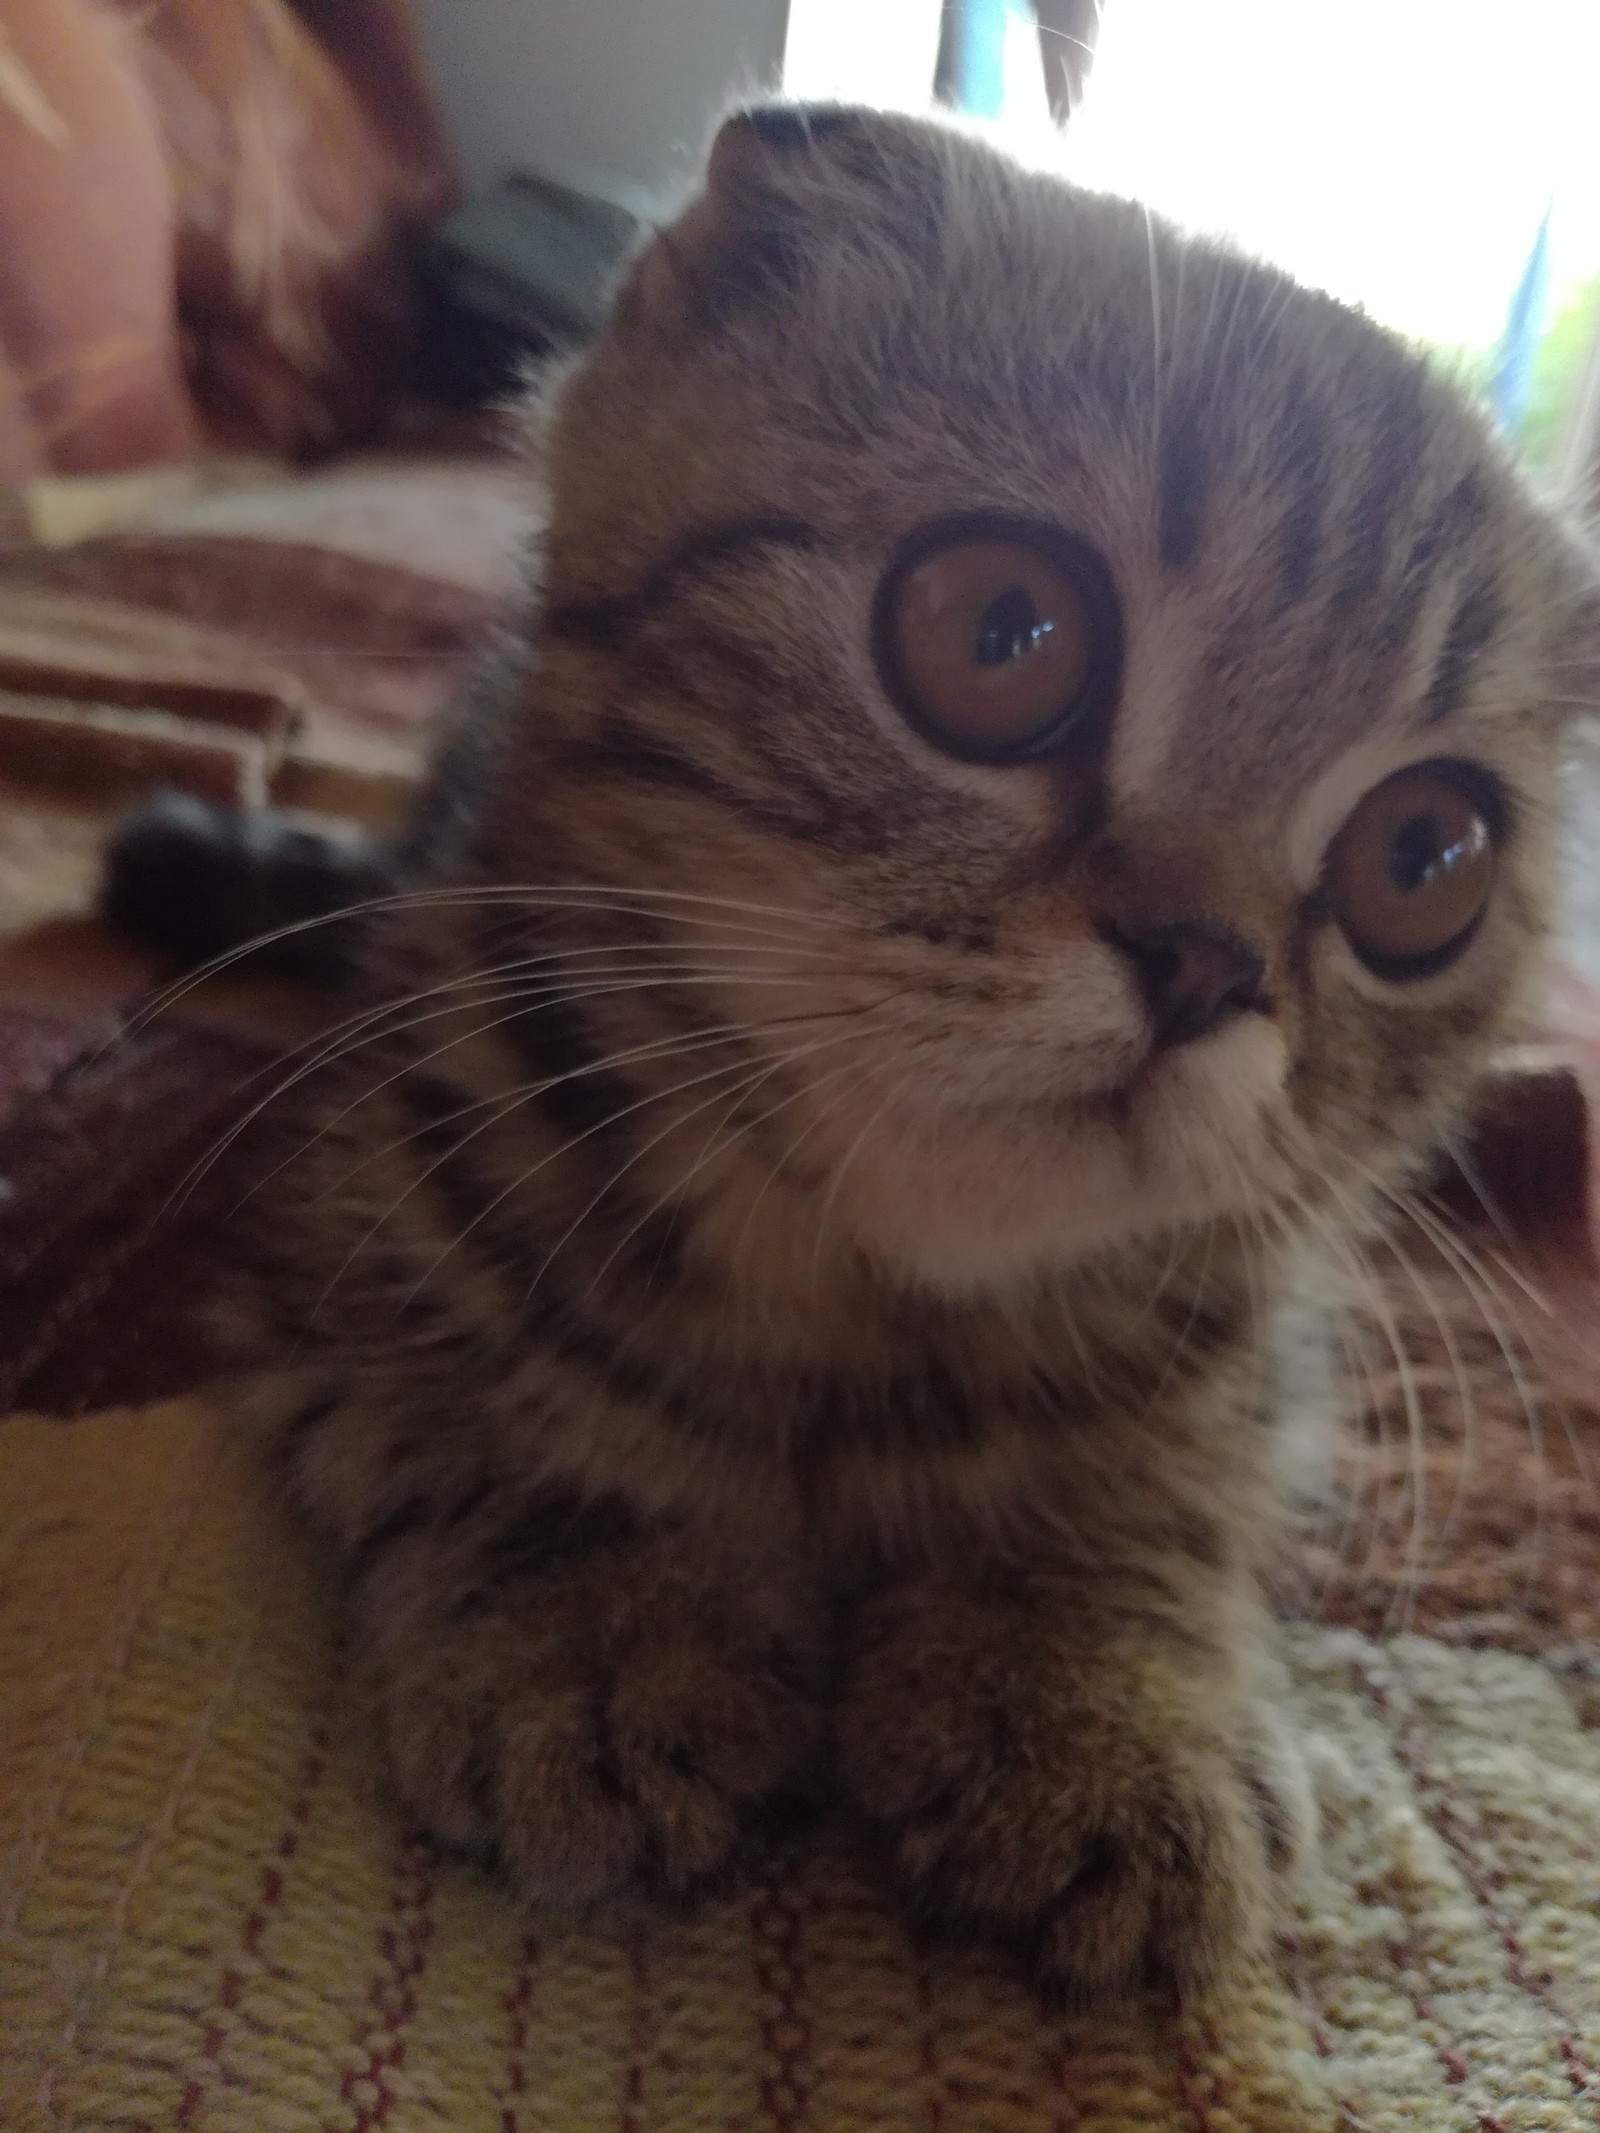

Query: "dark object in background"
<box><xmin>1030</xmin><ymin>0</ymin><xmax>1101</xmax><ymax>121</ymax></box>
<box><xmin>418</xmin><ymin>174</ymin><xmax>645</xmax><ymax>406</ymax></box>
<box><xmin>103</xmin><ymin>790</ymin><xmax>389</xmax><ymax>977</ymax></box>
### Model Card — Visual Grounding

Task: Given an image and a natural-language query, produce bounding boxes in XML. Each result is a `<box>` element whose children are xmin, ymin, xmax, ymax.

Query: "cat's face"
<box><xmin>493</xmin><ymin>107</ymin><xmax>1598</xmax><ymax>1295</ymax></box>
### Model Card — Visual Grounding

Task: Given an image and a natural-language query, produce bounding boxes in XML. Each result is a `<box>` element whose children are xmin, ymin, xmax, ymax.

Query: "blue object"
<box><xmin>1491</xmin><ymin>201</ymin><xmax>1553</xmax><ymax>433</ymax></box>
<box><xmin>936</xmin><ymin>0</ymin><xmax>1016</xmax><ymax>118</ymax></box>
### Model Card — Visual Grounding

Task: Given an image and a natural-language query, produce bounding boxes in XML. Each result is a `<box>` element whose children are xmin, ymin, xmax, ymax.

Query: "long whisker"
<box><xmin>1314</xmin><ymin>1281</ymin><xmax>1395</xmax><ymax>1612</ymax></box>
<box><xmin>515</xmin><ymin>1019</ymin><xmax>888</xmax><ymax>1322</ymax></box>
<box><xmin>1364</xmin><ymin>1157</ymin><xmax>1577</xmax><ymax>1550</ymax></box>
<box><xmin>310</xmin><ymin>1002</ymin><xmax>891</xmax><ymax>1317</ymax></box>
<box><xmin>1138</xmin><ymin>1212</ymin><xmax>1220</xmax><ymax>1416</ymax></box>
<box><xmin>1264</xmin><ymin>1188</ymin><xmax>1402</xmax><ymax>1614</ymax></box>
<box><xmin>116</xmin><ymin>880</ymin><xmax>855</xmax><ymax>1041</ymax></box>
<box><xmin>805</xmin><ymin>1059</ymin><xmax>920</xmax><ymax>1291</ymax></box>
<box><xmin>1366</xmin><ymin>1201</ymin><xmax>1479</xmax><ymax>1570</ymax></box>
<box><xmin>1315</xmin><ymin>1172</ymin><xmax>1430</xmax><ymax>1630</ymax></box>
<box><xmin>240</xmin><ymin>931</ymin><xmax>851</xmax><ymax>1123</ymax></box>
<box><xmin>292</xmin><ymin>992</ymin><xmax>843</xmax><ymax>1213</ymax></box>
<box><xmin>729</xmin><ymin>1052</ymin><xmax>875</xmax><ymax>1264</ymax></box>
<box><xmin>579</xmin><ymin>1035</ymin><xmax>891</xmax><ymax>1306</ymax></box>
<box><xmin>179</xmin><ymin>964</ymin><xmax>848</xmax><ymax>1220</ymax></box>
<box><xmin>222</xmin><ymin>942</ymin><xmax>848</xmax><ymax>1174</ymax></box>
<box><xmin>1429</xmin><ymin>1125</ymin><xmax>1554</xmax><ymax>1317</ymax></box>
<box><xmin>1385</xmin><ymin>1185</ymin><xmax>1563</xmax><ymax>1585</ymax></box>
<box><xmin>1126</xmin><ymin>1217</ymin><xmax>1191</xmax><ymax>1331</ymax></box>
<box><xmin>323</xmin><ymin>1040</ymin><xmax>768</xmax><ymax>1323</ymax></box>
<box><xmin>391</xmin><ymin>1003</ymin><xmax>901</xmax><ymax>1317</ymax></box>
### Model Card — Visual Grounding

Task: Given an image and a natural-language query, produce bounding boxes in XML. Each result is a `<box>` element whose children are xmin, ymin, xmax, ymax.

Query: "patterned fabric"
<box><xmin>7</xmin><ymin>1400</ymin><xmax>1600</xmax><ymax>2130</ymax></box>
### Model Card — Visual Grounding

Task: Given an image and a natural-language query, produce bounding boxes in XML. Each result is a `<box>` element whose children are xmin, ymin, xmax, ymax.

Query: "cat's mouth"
<box><xmin>826</xmin><ymin>1015</ymin><xmax>1293</xmax><ymax>1291</ymax></box>
<box><xmin>945</xmin><ymin>1011</ymin><xmax>1276</xmax><ymax>1136</ymax></box>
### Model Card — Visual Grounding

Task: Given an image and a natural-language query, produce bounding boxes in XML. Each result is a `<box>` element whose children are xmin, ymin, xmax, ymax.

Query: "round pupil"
<box><xmin>975</xmin><ymin>586</ymin><xmax>1051</xmax><ymax>668</ymax></box>
<box><xmin>1388</xmin><ymin>812</ymin><xmax>1459</xmax><ymax>892</ymax></box>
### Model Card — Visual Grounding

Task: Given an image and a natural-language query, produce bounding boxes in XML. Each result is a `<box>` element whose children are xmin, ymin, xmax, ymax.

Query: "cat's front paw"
<box><xmin>365</xmin><ymin>1545</ymin><xmax>827</xmax><ymax>1906</ymax></box>
<box><xmin>835</xmin><ymin>1581</ymin><xmax>1312</xmax><ymax>2001</ymax></box>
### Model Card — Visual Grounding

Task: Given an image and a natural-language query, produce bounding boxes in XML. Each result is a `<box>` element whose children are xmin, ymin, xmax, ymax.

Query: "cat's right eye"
<box><xmin>872</xmin><ymin>520</ymin><xmax>1119</xmax><ymax>764</ymax></box>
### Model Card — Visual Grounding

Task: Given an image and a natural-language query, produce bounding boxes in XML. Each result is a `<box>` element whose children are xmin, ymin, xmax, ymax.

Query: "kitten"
<box><xmin>108</xmin><ymin>104</ymin><xmax>1600</xmax><ymax>2000</ymax></box>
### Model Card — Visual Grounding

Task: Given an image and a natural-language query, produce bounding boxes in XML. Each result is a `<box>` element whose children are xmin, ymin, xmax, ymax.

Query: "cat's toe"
<box><xmin>1027</xmin><ymin>1740</ymin><xmax>1308</xmax><ymax>2001</ymax></box>
<box><xmin>895</xmin><ymin>1728</ymin><xmax>1308</xmax><ymax>2003</ymax></box>
<box><xmin>379</xmin><ymin>1615</ymin><xmax>824</xmax><ymax>1906</ymax></box>
<box><xmin>837</xmin><ymin>1583</ymin><xmax>1314</xmax><ymax>2002</ymax></box>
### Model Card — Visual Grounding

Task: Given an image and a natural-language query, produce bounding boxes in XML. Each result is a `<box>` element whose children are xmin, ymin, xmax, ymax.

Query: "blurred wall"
<box><xmin>410</xmin><ymin>0</ymin><xmax>791</xmax><ymax>206</ymax></box>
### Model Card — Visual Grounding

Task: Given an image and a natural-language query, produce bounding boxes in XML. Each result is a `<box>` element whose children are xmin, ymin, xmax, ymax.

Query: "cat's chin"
<box><xmin>837</xmin><ymin>1018</ymin><xmax>1292</xmax><ymax>1297</ymax></box>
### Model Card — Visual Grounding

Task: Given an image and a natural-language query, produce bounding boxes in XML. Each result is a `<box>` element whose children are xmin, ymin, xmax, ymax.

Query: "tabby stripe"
<box><xmin>1273</xmin><ymin>383</ymin><xmax>1328</xmax><ymax>608</ymax></box>
<box><xmin>557</xmin><ymin>715</ymin><xmax>739</xmax><ymax>804</ymax></box>
<box><xmin>1377</xmin><ymin>471</ymin><xmax>1494</xmax><ymax>661</ymax></box>
<box><xmin>1422</xmin><ymin>578</ymin><xmax>1503</xmax><ymax>725</ymax></box>
<box><xmin>394</xmin><ymin>1070</ymin><xmax>521</xmax><ymax>1275</ymax></box>
<box><xmin>1334</xmin><ymin>359</ymin><xmax>1431</xmax><ymax>613</ymax></box>
<box><xmin>503</xmin><ymin>1253</ymin><xmax>1234</xmax><ymax>1463</ymax></box>
<box><xmin>342</xmin><ymin>1476</ymin><xmax>500</xmax><ymax>1596</ymax></box>
<box><xmin>399</xmin><ymin>1062</ymin><xmax>689</xmax><ymax>1297</ymax></box>
<box><xmin>591</xmin><ymin>636</ymin><xmax>891</xmax><ymax>854</ymax></box>
<box><xmin>440</xmin><ymin>1489</ymin><xmax>647</xmax><ymax>1622</ymax></box>
<box><xmin>272</xmin><ymin>1390</ymin><xmax>341</xmax><ymax>1479</ymax></box>
<box><xmin>1158</xmin><ymin>400</ymin><xmax>1208</xmax><ymax>570</ymax></box>
<box><xmin>498</xmin><ymin>986</ymin><xmax>646</xmax><ymax>1142</ymax></box>
<box><xmin>545</xmin><ymin>515</ymin><xmax>823</xmax><ymax>652</ymax></box>
<box><xmin>1405</xmin><ymin>471</ymin><xmax>1490</xmax><ymax>584</ymax></box>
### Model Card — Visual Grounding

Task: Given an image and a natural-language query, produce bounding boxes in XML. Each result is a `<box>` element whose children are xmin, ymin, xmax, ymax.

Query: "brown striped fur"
<box><xmin>212</xmin><ymin>107</ymin><xmax>1600</xmax><ymax>1999</ymax></box>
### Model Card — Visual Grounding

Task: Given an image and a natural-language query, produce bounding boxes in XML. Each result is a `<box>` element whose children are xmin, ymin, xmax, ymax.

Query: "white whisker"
<box><xmin>315</xmin><ymin>1003</ymin><xmax>893</xmax><ymax>1317</ymax></box>
<box><xmin>515</xmin><ymin>1021</ymin><xmax>884</xmax><ymax>1322</ymax></box>
<box><xmin>232</xmin><ymin>963</ymin><xmax>852</xmax><ymax>1209</ymax></box>
<box><xmin>115</xmin><ymin>878</ymin><xmax>858</xmax><ymax>1042</ymax></box>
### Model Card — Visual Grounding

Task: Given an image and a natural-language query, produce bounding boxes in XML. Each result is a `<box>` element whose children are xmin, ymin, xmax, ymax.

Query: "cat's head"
<box><xmin>488</xmin><ymin>106</ymin><xmax>1600</xmax><ymax>1296</ymax></box>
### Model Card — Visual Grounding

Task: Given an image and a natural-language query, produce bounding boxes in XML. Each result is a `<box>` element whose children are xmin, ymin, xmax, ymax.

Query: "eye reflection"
<box><xmin>871</xmin><ymin>519</ymin><xmax>1120</xmax><ymax>765</ymax></box>
<box><xmin>975</xmin><ymin>587</ymin><xmax>1055</xmax><ymax>669</ymax></box>
<box><xmin>1327</xmin><ymin>762</ymin><xmax>1501</xmax><ymax>979</ymax></box>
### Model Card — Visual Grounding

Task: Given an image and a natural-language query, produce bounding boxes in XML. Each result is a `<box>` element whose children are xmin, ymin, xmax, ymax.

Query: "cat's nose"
<box><xmin>1106</xmin><ymin>918</ymin><xmax>1268</xmax><ymax>1049</ymax></box>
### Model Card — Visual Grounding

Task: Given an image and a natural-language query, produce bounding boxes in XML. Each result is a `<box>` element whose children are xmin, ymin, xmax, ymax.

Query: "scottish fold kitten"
<box><xmin>111</xmin><ymin>104</ymin><xmax>1599</xmax><ymax>1998</ymax></box>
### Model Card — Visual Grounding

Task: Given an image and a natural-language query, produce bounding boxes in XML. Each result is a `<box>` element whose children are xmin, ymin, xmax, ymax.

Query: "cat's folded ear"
<box><xmin>704</xmin><ymin>102</ymin><xmax>883</xmax><ymax>190</ymax></box>
<box><xmin>616</xmin><ymin>102</ymin><xmax>940</xmax><ymax>336</ymax></box>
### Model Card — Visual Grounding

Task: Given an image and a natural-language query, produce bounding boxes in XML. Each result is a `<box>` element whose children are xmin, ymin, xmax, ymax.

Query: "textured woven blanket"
<box><xmin>6</xmin><ymin>1396</ymin><xmax>1600</xmax><ymax>2132</ymax></box>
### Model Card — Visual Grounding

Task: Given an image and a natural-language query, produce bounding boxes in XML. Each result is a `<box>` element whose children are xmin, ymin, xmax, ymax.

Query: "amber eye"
<box><xmin>1327</xmin><ymin>762</ymin><xmax>1501</xmax><ymax>978</ymax></box>
<box><xmin>873</xmin><ymin>523</ymin><xmax>1117</xmax><ymax>763</ymax></box>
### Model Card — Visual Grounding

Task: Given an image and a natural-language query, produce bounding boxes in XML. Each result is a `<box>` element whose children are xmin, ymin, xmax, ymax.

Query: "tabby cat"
<box><xmin>108</xmin><ymin>104</ymin><xmax>1600</xmax><ymax>2000</ymax></box>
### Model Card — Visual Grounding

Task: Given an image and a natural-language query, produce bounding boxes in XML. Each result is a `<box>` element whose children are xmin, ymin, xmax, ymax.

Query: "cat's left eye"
<box><xmin>1327</xmin><ymin>761</ymin><xmax>1501</xmax><ymax>980</ymax></box>
<box><xmin>872</xmin><ymin>521</ymin><xmax>1119</xmax><ymax>763</ymax></box>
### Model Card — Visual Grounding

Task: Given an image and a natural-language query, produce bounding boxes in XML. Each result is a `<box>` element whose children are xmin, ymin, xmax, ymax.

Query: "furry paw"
<box><xmin>835</xmin><ymin>1581</ymin><xmax>1312</xmax><ymax>2000</ymax></box>
<box><xmin>365</xmin><ymin>1547</ymin><xmax>827</xmax><ymax>1906</ymax></box>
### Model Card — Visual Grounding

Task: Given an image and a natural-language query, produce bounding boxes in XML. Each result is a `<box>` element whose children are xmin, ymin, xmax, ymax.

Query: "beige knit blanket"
<box><xmin>6</xmin><ymin>1399</ymin><xmax>1600</xmax><ymax>2131</ymax></box>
